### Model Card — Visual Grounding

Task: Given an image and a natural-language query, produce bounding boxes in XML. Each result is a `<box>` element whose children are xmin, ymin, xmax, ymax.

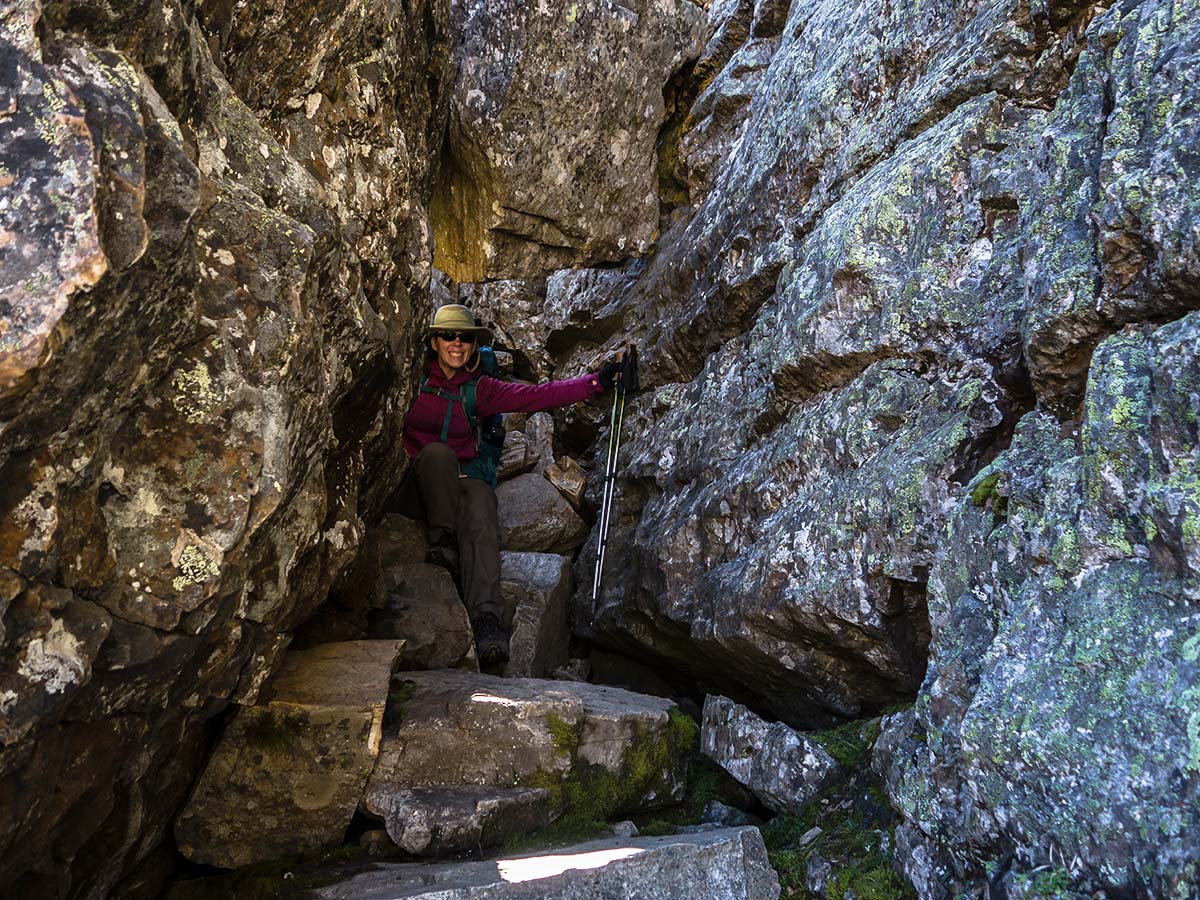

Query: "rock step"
<box><xmin>308</xmin><ymin>827</ymin><xmax>780</xmax><ymax>899</ymax></box>
<box><xmin>361</xmin><ymin>785</ymin><xmax>553</xmax><ymax>856</ymax></box>
<box><xmin>175</xmin><ymin>640</ymin><xmax>404</xmax><ymax>869</ymax></box>
<box><xmin>365</xmin><ymin>670</ymin><xmax>695</xmax><ymax>856</ymax></box>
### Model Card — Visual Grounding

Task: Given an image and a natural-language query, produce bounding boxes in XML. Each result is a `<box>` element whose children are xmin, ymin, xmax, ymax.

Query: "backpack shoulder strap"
<box><xmin>422</xmin><ymin>376</ymin><xmax>464</xmax><ymax>443</ymax></box>
<box><xmin>461</xmin><ymin>379</ymin><xmax>479</xmax><ymax>439</ymax></box>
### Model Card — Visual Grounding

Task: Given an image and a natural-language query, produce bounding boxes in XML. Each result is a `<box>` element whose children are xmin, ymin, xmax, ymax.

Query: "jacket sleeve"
<box><xmin>475</xmin><ymin>374</ymin><xmax>605</xmax><ymax>417</ymax></box>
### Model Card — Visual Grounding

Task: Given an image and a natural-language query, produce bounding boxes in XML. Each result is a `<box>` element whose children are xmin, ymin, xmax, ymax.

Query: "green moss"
<box><xmin>827</xmin><ymin>863</ymin><xmax>915</xmax><ymax>899</ymax></box>
<box><xmin>809</xmin><ymin>717</ymin><xmax>877</xmax><ymax>768</ymax></box>
<box><xmin>761</xmin><ymin>715</ymin><xmax>916</xmax><ymax>899</ymax></box>
<box><xmin>242</xmin><ymin>709</ymin><xmax>296</xmax><ymax>755</ymax></box>
<box><xmin>1009</xmin><ymin>865</ymin><xmax>1074</xmax><ymax>897</ymax></box>
<box><xmin>511</xmin><ymin>707</ymin><xmax>697</xmax><ymax>851</ymax></box>
<box><xmin>970</xmin><ymin>472</ymin><xmax>1003</xmax><ymax>507</ymax></box>
<box><xmin>545</xmin><ymin>713</ymin><xmax>581</xmax><ymax>756</ymax></box>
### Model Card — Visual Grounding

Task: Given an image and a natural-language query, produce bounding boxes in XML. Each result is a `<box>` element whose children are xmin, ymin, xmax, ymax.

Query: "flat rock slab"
<box><xmin>368</xmin><ymin>563</ymin><xmax>476</xmax><ymax>671</ymax></box>
<box><xmin>701</xmin><ymin>695</ymin><xmax>840</xmax><ymax>815</ymax></box>
<box><xmin>496</xmin><ymin>473</ymin><xmax>588</xmax><ymax>554</ymax></box>
<box><xmin>368</xmin><ymin>670</ymin><xmax>689</xmax><ymax>821</ymax></box>
<box><xmin>361</xmin><ymin>785</ymin><xmax>553</xmax><ymax>856</ymax></box>
<box><xmin>309</xmin><ymin>827</ymin><xmax>780</xmax><ymax>899</ymax></box>
<box><xmin>500</xmin><ymin>551</ymin><xmax>572</xmax><ymax>678</ymax></box>
<box><xmin>175</xmin><ymin>641</ymin><xmax>403</xmax><ymax>868</ymax></box>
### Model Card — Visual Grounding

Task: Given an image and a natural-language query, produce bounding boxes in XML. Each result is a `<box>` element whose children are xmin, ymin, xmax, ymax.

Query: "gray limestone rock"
<box><xmin>361</xmin><ymin>785</ymin><xmax>553</xmax><ymax>857</ymax></box>
<box><xmin>309</xmin><ymin>827</ymin><xmax>779</xmax><ymax>899</ymax></box>
<box><xmin>367</xmin><ymin>670</ymin><xmax>690</xmax><ymax>817</ymax></box>
<box><xmin>497</xmin><ymin>473</ymin><xmax>589</xmax><ymax>554</ymax></box>
<box><xmin>431</xmin><ymin>0</ymin><xmax>706</xmax><ymax>281</ymax></box>
<box><xmin>875</xmin><ymin>313</ymin><xmax>1200</xmax><ymax>897</ymax></box>
<box><xmin>174</xmin><ymin>641</ymin><xmax>403</xmax><ymax>868</ymax></box>
<box><xmin>500</xmin><ymin>551</ymin><xmax>572</xmax><ymax>679</ymax></box>
<box><xmin>701</xmin><ymin>695</ymin><xmax>840</xmax><ymax>815</ymax></box>
<box><xmin>368</xmin><ymin>564</ymin><xmax>477</xmax><ymax>671</ymax></box>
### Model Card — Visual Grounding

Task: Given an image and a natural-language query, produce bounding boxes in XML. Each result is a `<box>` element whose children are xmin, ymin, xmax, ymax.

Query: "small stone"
<box><xmin>544</xmin><ymin>455</ymin><xmax>587</xmax><ymax>509</ymax></box>
<box><xmin>551</xmin><ymin>658</ymin><xmax>592</xmax><ymax>682</ymax></box>
<box><xmin>358</xmin><ymin>829</ymin><xmax>397</xmax><ymax>858</ymax></box>
<box><xmin>701</xmin><ymin>695</ymin><xmax>841</xmax><ymax>815</ymax></box>
<box><xmin>611</xmin><ymin>820</ymin><xmax>639</xmax><ymax>839</ymax></box>
<box><xmin>701</xmin><ymin>800</ymin><xmax>757</xmax><ymax>828</ymax></box>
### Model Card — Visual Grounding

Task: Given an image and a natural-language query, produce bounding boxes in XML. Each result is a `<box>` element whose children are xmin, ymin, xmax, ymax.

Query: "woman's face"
<box><xmin>431</xmin><ymin>332</ymin><xmax>474</xmax><ymax>375</ymax></box>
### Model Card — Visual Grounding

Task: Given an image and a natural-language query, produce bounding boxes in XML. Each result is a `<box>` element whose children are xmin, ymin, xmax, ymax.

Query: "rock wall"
<box><xmin>0</xmin><ymin>0</ymin><xmax>450</xmax><ymax>895</ymax></box>
<box><xmin>435</xmin><ymin>0</ymin><xmax>1199</xmax><ymax>894</ymax></box>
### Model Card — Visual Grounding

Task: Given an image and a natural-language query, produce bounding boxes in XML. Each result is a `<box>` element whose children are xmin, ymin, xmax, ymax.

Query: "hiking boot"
<box><xmin>425</xmin><ymin>543</ymin><xmax>459</xmax><ymax>575</ymax></box>
<box><xmin>471</xmin><ymin>612</ymin><xmax>510</xmax><ymax>667</ymax></box>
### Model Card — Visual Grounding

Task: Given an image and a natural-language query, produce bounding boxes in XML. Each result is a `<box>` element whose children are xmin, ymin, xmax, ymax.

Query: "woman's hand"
<box><xmin>598</xmin><ymin>345</ymin><xmax>639</xmax><ymax>393</ymax></box>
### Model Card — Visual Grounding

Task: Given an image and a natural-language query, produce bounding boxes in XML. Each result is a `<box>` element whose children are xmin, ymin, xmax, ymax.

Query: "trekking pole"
<box><xmin>591</xmin><ymin>345</ymin><xmax>638</xmax><ymax>607</ymax></box>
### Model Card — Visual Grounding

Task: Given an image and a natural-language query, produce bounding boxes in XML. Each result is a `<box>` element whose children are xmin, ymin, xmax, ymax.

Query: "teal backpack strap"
<box><xmin>421</xmin><ymin>376</ymin><xmax>462</xmax><ymax>443</ymax></box>
<box><xmin>462</xmin><ymin>380</ymin><xmax>479</xmax><ymax>440</ymax></box>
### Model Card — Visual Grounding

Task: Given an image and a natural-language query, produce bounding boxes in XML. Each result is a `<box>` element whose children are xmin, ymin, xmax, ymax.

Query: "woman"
<box><xmin>398</xmin><ymin>304</ymin><xmax>626</xmax><ymax>665</ymax></box>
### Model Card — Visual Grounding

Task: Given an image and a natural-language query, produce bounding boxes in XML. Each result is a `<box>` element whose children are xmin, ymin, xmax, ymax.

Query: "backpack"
<box><xmin>420</xmin><ymin>346</ymin><xmax>507</xmax><ymax>487</ymax></box>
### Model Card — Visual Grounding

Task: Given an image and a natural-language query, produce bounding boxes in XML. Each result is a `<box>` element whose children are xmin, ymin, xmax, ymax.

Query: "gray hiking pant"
<box><xmin>396</xmin><ymin>442</ymin><xmax>501</xmax><ymax>621</ymax></box>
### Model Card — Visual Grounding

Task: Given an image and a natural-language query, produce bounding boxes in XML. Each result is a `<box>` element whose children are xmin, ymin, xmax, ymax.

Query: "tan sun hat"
<box><xmin>425</xmin><ymin>304</ymin><xmax>493</xmax><ymax>345</ymax></box>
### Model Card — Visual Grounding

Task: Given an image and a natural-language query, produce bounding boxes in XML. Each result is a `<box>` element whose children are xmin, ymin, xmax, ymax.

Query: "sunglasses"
<box><xmin>435</xmin><ymin>331</ymin><xmax>477</xmax><ymax>344</ymax></box>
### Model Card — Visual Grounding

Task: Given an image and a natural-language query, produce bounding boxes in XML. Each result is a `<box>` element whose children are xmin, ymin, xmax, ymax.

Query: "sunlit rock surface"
<box><xmin>875</xmin><ymin>313</ymin><xmax>1200</xmax><ymax>899</ymax></box>
<box><xmin>365</xmin><ymin>670</ymin><xmax>690</xmax><ymax>820</ymax></box>
<box><xmin>309</xmin><ymin>827</ymin><xmax>780</xmax><ymax>899</ymax></box>
<box><xmin>701</xmin><ymin>695</ymin><xmax>841</xmax><ymax>815</ymax></box>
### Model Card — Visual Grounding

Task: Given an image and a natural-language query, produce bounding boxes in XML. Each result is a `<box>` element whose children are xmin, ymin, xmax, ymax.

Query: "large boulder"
<box><xmin>701</xmin><ymin>695</ymin><xmax>841</xmax><ymax>815</ymax></box>
<box><xmin>497</xmin><ymin>473</ymin><xmax>589</xmax><ymax>553</ymax></box>
<box><xmin>875</xmin><ymin>313</ymin><xmax>1200</xmax><ymax>899</ymax></box>
<box><xmin>312</xmin><ymin>828</ymin><xmax>779</xmax><ymax>898</ymax></box>
<box><xmin>431</xmin><ymin>0</ymin><xmax>706</xmax><ymax>281</ymax></box>
<box><xmin>368</xmin><ymin>563</ymin><xmax>476</xmax><ymax>671</ymax></box>
<box><xmin>571</xmin><ymin>62</ymin><xmax>1062</xmax><ymax>728</ymax></box>
<box><xmin>0</xmin><ymin>0</ymin><xmax>451</xmax><ymax>892</ymax></box>
<box><xmin>500</xmin><ymin>551</ymin><xmax>573</xmax><ymax>678</ymax></box>
<box><xmin>363</xmin><ymin>670</ymin><xmax>694</xmax><ymax>851</ymax></box>
<box><xmin>174</xmin><ymin>640</ymin><xmax>403</xmax><ymax>868</ymax></box>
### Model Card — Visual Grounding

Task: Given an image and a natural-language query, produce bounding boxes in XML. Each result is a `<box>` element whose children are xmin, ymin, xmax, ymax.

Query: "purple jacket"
<box><xmin>403</xmin><ymin>363</ymin><xmax>605</xmax><ymax>461</ymax></box>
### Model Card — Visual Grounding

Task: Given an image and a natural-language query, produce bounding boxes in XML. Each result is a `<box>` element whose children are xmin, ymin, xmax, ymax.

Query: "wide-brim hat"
<box><xmin>425</xmin><ymin>304</ymin><xmax>493</xmax><ymax>346</ymax></box>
